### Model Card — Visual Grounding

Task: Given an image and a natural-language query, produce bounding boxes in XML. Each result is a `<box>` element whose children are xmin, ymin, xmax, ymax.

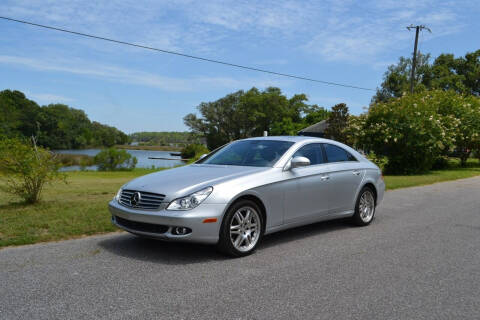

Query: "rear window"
<box><xmin>323</xmin><ymin>144</ymin><xmax>357</xmax><ymax>163</ymax></box>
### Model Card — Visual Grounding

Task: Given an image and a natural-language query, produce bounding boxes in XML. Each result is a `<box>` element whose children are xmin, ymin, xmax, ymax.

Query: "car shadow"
<box><xmin>98</xmin><ymin>234</ymin><xmax>227</xmax><ymax>265</ymax></box>
<box><xmin>259</xmin><ymin>218</ymin><xmax>352</xmax><ymax>250</ymax></box>
<box><xmin>98</xmin><ymin>218</ymin><xmax>355</xmax><ymax>264</ymax></box>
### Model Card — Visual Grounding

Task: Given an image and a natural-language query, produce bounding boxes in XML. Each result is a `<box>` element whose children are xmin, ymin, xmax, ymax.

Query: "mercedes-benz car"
<box><xmin>108</xmin><ymin>136</ymin><xmax>385</xmax><ymax>256</ymax></box>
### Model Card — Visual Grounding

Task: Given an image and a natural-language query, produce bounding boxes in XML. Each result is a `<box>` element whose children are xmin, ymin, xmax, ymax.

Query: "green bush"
<box><xmin>435</xmin><ymin>93</ymin><xmax>480</xmax><ymax>167</ymax></box>
<box><xmin>475</xmin><ymin>150</ymin><xmax>480</xmax><ymax>163</ymax></box>
<box><xmin>358</xmin><ymin>91</ymin><xmax>454</xmax><ymax>173</ymax></box>
<box><xmin>94</xmin><ymin>148</ymin><xmax>137</xmax><ymax>171</ymax></box>
<box><xmin>432</xmin><ymin>156</ymin><xmax>450</xmax><ymax>170</ymax></box>
<box><xmin>354</xmin><ymin>90</ymin><xmax>480</xmax><ymax>174</ymax></box>
<box><xmin>181</xmin><ymin>144</ymin><xmax>209</xmax><ymax>160</ymax></box>
<box><xmin>56</xmin><ymin>153</ymin><xmax>95</xmax><ymax>167</ymax></box>
<box><xmin>0</xmin><ymin>137</ymin><xmax>65</xmax><ymax>203</ymax></box>
<box><xmin>365</xmin><ymin>152</ymin><xmax>388</xmax><ymax>172</ymax></box>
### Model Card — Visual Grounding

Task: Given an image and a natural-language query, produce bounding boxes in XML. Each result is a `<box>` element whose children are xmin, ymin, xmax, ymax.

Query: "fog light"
<box><xmin>172</xmin><ymin>227</ymin><xmax>191</xmax><ymax>235</ymax></box>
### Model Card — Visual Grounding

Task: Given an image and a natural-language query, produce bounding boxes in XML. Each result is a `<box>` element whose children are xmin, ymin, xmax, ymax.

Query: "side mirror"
<box><xmin>290</xmin><ymin>156</ymin><xmax>310</xmax><ymax>169</ymax></box>
<box><xmin>198</xmin><ymin>154</ymin><xmax>208</xmax><ymax>160</ymax></box>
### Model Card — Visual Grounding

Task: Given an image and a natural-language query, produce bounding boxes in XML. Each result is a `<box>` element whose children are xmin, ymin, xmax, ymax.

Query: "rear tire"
<box><xmin>352</xmin><ymin>186</ymin><xmax>376</xmax><ymax>226</ymax></box>
<box><xmin>217</xmin><ymin>200</ymin><xmax>263</xmax><ymax>257</ymax></box>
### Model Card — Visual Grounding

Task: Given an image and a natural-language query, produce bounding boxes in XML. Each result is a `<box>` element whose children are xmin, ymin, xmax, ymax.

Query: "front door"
<box><xmin>283</xmin><ymin>143</ymin><xmax>331</xmax><ymax>223</ymax></box>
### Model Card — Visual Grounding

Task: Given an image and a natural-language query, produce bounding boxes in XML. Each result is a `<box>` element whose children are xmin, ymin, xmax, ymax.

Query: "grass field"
<box><xmin>384</xmin><ymin>158</ymin><xmax>480</xmax><ymax>189</ymax></box>
<box><xmin>384</xmin><ymin>167</ymin><xmax>480</xmax><ymax>189</ymax></box>
<box><xmin>0</xmin><ymin>169</ymin><xmax>159</xmax><ymax>248</ymax></box>
<box><xmin>1</xmin><ymin>160</ymin><xmax>479</xmax><ymax>248</ymax></box>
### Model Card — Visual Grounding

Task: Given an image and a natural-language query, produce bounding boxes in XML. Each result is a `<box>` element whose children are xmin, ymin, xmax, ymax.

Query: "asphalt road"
<box><xmin>1</xmin><ymin>177</ymin><xmax>480</xmax><ymax>320</ymax></box>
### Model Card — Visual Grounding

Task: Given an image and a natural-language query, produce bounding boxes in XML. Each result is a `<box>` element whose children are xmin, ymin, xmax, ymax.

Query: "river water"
<box><xmin>55</xmin><ymin>149</ymin><xmax>185</xmax><ymax>171</ymax></box>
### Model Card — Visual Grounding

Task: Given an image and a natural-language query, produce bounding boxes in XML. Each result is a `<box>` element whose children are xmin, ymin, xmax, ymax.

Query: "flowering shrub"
<box><xmin>344</xmin><ymin>114</ymin><xmax>367</xmax><ymax>149</ymax></box>
<box><xmin>355</xmin><ymin>91</ymin><xmax>480</xmax><ymax>173</ymax></box>
<box><xmin>436</xmin><ymin>93</ymin><xmax>480</xmax><ymax>166</ymax></box>
<box><xmin>365</xmin><ymin>152</ymin><xmax>388</xmax><ymax>172</ymax></box>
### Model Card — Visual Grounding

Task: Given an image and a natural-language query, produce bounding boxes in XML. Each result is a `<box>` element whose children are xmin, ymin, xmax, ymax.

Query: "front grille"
<box><xmin>119</xmin><ymin>189</ymin><xmax>166</xmax><ymax>210</ymax></box>
<box><xmin>115</xmin><ymin>216</ymin><xmax>169</xmax><ymax>234</ymax></box>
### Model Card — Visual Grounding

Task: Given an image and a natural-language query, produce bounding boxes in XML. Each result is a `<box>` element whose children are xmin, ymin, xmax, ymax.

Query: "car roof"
<box><xmin>241</xmin><ymin>135</ymin><xmax>368</xmax><ymax>164</ymax></box>
<box><xmin>241</xmin><ymin>135</ymin><xmax>332</xmax><ymax>143</ymax></box>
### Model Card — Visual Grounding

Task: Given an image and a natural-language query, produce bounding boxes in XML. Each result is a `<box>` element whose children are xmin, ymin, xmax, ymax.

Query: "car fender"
<box><xmin>353</xmin><ymin>170</ymin><xmax>383</xmax><ymax>207</ymax></box>
<box><xmin>220</xmin><ymin>188</ymin><xmax>272</xmax><ymax>229</ymax></box>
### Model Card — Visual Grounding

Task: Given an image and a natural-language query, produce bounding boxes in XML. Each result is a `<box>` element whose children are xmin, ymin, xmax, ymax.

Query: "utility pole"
<box><xmin>406</xmin><ymin>25</ymin><xmax>431</xmax><ymax>93</ymax></box>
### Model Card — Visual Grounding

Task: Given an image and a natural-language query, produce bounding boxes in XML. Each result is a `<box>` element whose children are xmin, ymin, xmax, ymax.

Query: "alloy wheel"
<box><xmin>229</xmin><ymin>206</ymin><xmax>261</xmax><ymax>252</ymax></box>
<box><xmin>359</xmin><ymin>190</ymin><xmax>375</xmax><ymax>223</ymax></box>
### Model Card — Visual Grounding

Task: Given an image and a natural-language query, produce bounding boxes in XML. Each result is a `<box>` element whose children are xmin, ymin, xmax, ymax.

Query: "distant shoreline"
<box><xmin>115</xmin><ymin>145</ymin><xmax>182</xmax><ymax>151</ymax></box>
<box><xmin>52</xmin><ymin>145</ymin><xmax>182</xmax><ymax>152</ymax></box>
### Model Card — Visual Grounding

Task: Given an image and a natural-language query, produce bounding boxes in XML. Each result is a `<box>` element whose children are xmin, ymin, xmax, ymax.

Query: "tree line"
<box><xmin>184</xmin><ymin>87</ymin><xmax>330</xmax><ymax>149</ymax></box>
<box><xmin>183</xmin><ymin>49</ymin><xmax>480</xmax><ymax>173</ymax></box>
<box><xmin>373</xmin><ymin>49</ymin><xmax>480</xmax><ymax>102</ymax></box>
<box><xmin>129</xmin><ymin>131</ymin><xmax>202</xmax><ymax>146</ymax></box>
<box><xmin>347</xmin><ymin>90</ymin><xmax>480</xmax><ymax>173</ymax></box>
<box><xmin>0</xmin><ymin>90</ymin><xmax>129</xmax><ymax>149</ymax></box>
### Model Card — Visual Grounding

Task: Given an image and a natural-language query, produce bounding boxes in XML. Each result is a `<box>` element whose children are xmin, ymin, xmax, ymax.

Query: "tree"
<box><xmin>0</xmin><ymin>89</ymin><xmax>129</xmax><ymax>150</ymax></box>
<box><xmin>0</xmin><ymin>137</ymin><xmax>65</xmax><ymax>203</ymax></box>
<box><xmin>37</xmin><ymin>104</ymin><xmax>92</xmax><ymax>149</ymax></box>
<box><xmin>361</xmin><ymin>92</ymin><xmax>453</xmax><ymax>173</ymax></box>
<box><xmin>129</xmin><ymin>131</ymin><xmax>201</xmax><ymax>146</ymax></box>
<box><xmin>184</xmin><ymin>87</ymin><xmax>312</xmax><ymax>149</ymax></box>
<box><xmin>356</xmin><ymin>90</ymin><xmax>480</xmax><ymax>173</ymax></box>
<box><xmin>0</xmin><ymin>90</ymin><xmax>41</xmax><ymax>138</ymax></box>
<box><xmin>435</xmin><ymin>92</ymin><xmax>480</xmax><ymax>166</ymax></box>
<box><xmin>373</xmin><ymin>53</ymin><xmax>432</xmax><ymax>102</ymax></box>
<box><xmin>431</xmin><ymin>50</ymin><xmax>480</xmax><ymax>96</ymax></box>
<box><xmin>180</xmin><ymin>144</ymin><xmax>209</xmax><ymax>162</ymax></box>
<box><xmin>372</xmin><ymin>49</ymin><xmax>480</xmax><ymax>103</ymax></box>
<box><xmin>324</xmin><ymin>103</ymin><xmax>349</xmax><ymax>143</ymax></box>
<box><xmin>344</xmin><ymin>113</ymin><xmax>367</xmax><ymax>149</ymax></box>
<box><xmin>302</xmin><ymin>105</ymin><xmax>330</xmax><ymax>126</ymax></box>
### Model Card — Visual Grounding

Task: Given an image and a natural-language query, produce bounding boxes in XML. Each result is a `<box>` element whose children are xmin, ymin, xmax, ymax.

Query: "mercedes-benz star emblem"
<box><xmin>130</xmin><ymin>192</ymin><xmax>141</xmax><ymax>206</ymax></box>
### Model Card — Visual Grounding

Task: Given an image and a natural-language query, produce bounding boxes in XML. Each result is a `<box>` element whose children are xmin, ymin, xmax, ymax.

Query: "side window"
<box><xmin>323</xmin><ymin>144</ymin><xmax>357</xmax><ymax>163</ymax></box>
<box><xmin>292</xmin><ymin>143</ymin><xmax>325</xmax><ymax>165</ymax></box>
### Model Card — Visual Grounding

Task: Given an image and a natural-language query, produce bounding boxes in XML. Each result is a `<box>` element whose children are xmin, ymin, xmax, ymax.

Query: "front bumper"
<box><xmin>108</xmin><ymin>200</ymin><xmax>226</xmax><ymax>244</ymax></box>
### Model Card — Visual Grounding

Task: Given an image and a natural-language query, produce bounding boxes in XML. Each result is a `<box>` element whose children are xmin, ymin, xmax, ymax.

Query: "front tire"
<box><xmin>217</xmin><ymin>200</ymin><xmax>263</xmax><ymax>257</ymax></box>
<box><xmin>352</xmin><ymin>186</ymin><xmax>376</xmax><ymax>226</ymax></box>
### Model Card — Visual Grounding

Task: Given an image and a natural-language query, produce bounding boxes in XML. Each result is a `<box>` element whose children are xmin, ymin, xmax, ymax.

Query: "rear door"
<box><xmin>322</xmin><ymin>143</ymin><xmax>364</xmax><ymax>214</ymax></box>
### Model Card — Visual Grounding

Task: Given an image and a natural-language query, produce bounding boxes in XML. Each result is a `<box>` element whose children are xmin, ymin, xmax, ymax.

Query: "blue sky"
<box><xmin>1</xmin><ymin>0</ymin><xmax>479</xmax><ymax>133</ymax></box>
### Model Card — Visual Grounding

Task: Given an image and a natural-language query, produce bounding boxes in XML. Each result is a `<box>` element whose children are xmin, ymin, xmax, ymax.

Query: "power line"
<box><xmin>0</xmin><ymin>16</ymin><xmax>375</xmax><ymax>92</ymax></box>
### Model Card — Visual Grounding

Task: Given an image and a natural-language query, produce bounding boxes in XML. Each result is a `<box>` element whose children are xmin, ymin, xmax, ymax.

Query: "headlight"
<box><xmin>167</xmin><ymin>187</ymin><xmax>213</xmax><ymax>210</ymax></box>
<box><xmin>114</xmin><ymin>188</ymin><xmax>122</xmax><ymax>202</ymax></box>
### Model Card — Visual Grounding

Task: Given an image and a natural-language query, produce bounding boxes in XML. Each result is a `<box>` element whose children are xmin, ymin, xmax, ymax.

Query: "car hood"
<box><xmin>123</xmin><ymin>164</ymin><xmax>268</xmax><ymax>201</ymax></box>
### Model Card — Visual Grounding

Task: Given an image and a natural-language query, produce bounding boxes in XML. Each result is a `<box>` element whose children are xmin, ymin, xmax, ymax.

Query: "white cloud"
<box><xmin>303</xmin><ymin>0</ymin><xmax>466</xmax><ymax>63</ymax></box>
<box><xmin>0</xmin><ymin>0</ymin><xmax>474</xmax><ymax>65</ymax></box>
<box><xmin>0</xmin><ymin>55</ymin><xmax>290</xmax><ymax>92</ymax></box>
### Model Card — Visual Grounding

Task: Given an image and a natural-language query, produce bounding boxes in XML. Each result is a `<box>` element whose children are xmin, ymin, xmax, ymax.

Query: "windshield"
<box><xmin>198</xmin><ymin>140</ymin><xmax>294</xmax><ymax>167</ymax></box>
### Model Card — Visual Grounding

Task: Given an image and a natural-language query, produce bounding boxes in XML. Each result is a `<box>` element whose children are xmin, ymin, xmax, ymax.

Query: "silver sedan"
<box><xmin>108</xmin><ymin>136</ymin><xmax>385</xmax><ymax>256</ymax></box>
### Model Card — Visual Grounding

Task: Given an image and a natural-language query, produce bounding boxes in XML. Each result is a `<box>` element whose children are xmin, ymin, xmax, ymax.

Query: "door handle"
<box><xmin>320</xmin><ymin>175</ymin><xmax>330</xmax><ymax>181</ymax></box>
<box><xmin>352</xmin><ymin>170</ymin><xmax>361</xmax><ymax>176</ymax></box>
